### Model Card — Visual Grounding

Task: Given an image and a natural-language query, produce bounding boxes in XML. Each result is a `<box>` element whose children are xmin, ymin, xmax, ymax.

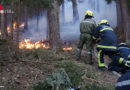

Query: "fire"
<box><xmin>13</xmin><ymin>22</ymin><xmax>17</xmax><ymax>29</ymax></box>
<box><xmin>7</xmin><ymin>26</ymin><xmax>11</xmax><ymax>33</ymax></box>
<box><xmin>0</xmin><ymin>31</ymin><xmax>1</xmax><ymax>36</ymax></box>
<box><xmin>62</xmin><ymin>41</ymin><xmax>73</xmax><ymax>51</ymax></box>
<box><xmin>63</xmin><ymin>47</ymin><xmax>72</xmax><ymax>51</ymax></box>
<box><xmin>19</xmin><ymin>39</ymin><xmax>72</xmax><ymax>51</ymax></box>
<box><xmin>19</xmin><ymin>23</ymin><xmax>24</xmax><ymax>28</ymax></box>
<box><xmin>19</xmin><ymin>39</ymin><xmax>50</xmax><ymax>49</ymax></box>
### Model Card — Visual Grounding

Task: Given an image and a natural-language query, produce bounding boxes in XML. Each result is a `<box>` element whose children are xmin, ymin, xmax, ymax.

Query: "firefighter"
<box><xmin>93</xmin><ymin>19</ymin><xmax>124</xmax><ymax>71</ymax></box>
<box><xmin>115</xmin><ymin>55</ymin><xmax>130</xmax><ymax>90</ymax></box>
<box><xmin>118</xmin><ymin>43</ymin><xmax>130</xmax><ymax>60</ymax></box>
<box><xmin>108</xmin><ymin>43</ymin><xmax>130</xmax><ymax>73</ymax></box>
<box><xmin>76</xmin><ymin>10</ymin><xmax>96</xmax><ymax>64</ymax></box>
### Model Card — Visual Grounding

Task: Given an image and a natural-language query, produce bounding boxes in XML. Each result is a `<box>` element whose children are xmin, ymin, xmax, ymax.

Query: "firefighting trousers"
<box><xmin>97</xmin><ymin>49</ymin><xmax>122</xmax><ymax>68</ymax></box>
<box><xmin>77</xmin><ymin>33</ymin><xmax>93</xmax><ymax>63</ymax></box>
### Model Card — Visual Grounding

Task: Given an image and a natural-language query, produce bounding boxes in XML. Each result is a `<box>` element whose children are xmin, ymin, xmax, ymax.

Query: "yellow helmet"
<box><xmin>98</xmin><ymin>19</ymin><xmax>109</xmax><ymax>25</ymax></box>
<box><xmin>85</xmin><ymin>10</ymin><xmax>93</xmax><ymax>17</ymax></box>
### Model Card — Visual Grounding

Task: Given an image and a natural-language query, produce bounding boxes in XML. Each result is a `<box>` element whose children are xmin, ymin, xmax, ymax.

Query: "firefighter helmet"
<box><xmin>85</xmin><ymin>10</ymin><xmax>93</xmax><ymax>17</ymax></box>
<box><xmin>119</xmin><ymin>43</ymin><xmax>128</xmax><ymax>47</ymax></box>
<box><xmin>98</xmin><ymin>19</ymin><xmax>108</xmax><ymax>25</ymax></box>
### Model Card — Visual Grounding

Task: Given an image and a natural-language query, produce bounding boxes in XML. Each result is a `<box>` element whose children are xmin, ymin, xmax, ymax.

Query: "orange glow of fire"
<box><xmin>13</xmin><ymin>22</ymin><xmax>17</xmax><ymax>29</ymax></box>
<box><xmin>63</xmin><ymin>47</ymin><xmax>72</xmax><ymax>51</ymax></box>
<box><xmin>0</xmin><ymin>31</ymin><xmax>1</xmax><ymax>36</ymax></box>
<box><xmin>19</xmin><ymin>23</ymin><xmax>24</xmax><ymax>28</ymax></box>
<box><xmin>19</xmin><ymin>39</ymin><xmax>50</xmax><ymax>49</ymax></box>
<box><xmin>7</xmin><ymin>26</ymin><xmax>11</xmax><ymax>33</ymax></box>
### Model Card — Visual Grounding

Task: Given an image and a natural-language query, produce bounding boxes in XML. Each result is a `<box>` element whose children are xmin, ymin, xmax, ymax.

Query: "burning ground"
<box><xmin>0</xmin><ymin>40</ymin><xmax>118</xmax><ymax>90</ymax></box>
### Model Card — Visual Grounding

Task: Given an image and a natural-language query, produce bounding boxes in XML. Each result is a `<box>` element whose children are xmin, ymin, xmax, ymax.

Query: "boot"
<box><xmin>76</xmin><ymin>49</ymin><xmax>82</xmax><ymax>60</ymax></box>
<box><xmin>85</xmin><ymin>53</ymin><xmax>93</xmax><ymax>65</ymax></box>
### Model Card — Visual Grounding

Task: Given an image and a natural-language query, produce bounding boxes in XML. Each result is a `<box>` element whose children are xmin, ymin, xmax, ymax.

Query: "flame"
<box><xmin>19</xmin><ymin>39</ymin><xmax>50</xmax><ymax>49</ymax></box>
<box><xmin>7</xmin><ymin>26</ymin><xmax>11</xmax><ymax>33</ymax></box>
<box><xmin>0</xmin><ymin>23</ymin><xmax>25</xmax><ymax>36</ymax></box>
<box><xmin>19</xmin><ymin>39</ymin><xmax>72</xmax><ymax>51</ymax></box>
<box><xmin>13</xmin><ymin>22</ymin><xmax>17</xmax><ymax>29</ymax></box>
<box><xmin>19</xmin><ymin>23</ymin><xmax>24</xmax><ymax>28</ymax></box>
<box><xmin>0</xmin><ymin>31</ymin><xmax>1</xmax><ymax>36</ymax></box>
<box><xmin>63</xmin><ymin>47</ymin><xmax>72</xmax><ymax>51</ymax></box>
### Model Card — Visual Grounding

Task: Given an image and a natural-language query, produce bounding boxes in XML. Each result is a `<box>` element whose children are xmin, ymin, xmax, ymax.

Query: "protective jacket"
<box><xmin>118</xmin><ymin>47</ymin><xmax>130</xmax><ymax>60</ymax></box>
<box><xmin>116</xmin><ymin>70</ymin><xmax>130</xmax><ymax>90</ymax></box>
<box><xmin>80</xmin><ymin>18</ymin><xmax>96</xmax><ymax>34</ymax></box>
<box><xmin>93</xmin><ymin>23</ymin><xmax>118</xmax><ymax>51</ymax></box>
<box><xmin>76</xmin><ymin>18</ymin><xmax>96</xmax><ymax>64</ymax></box>
<box><xmin>108</xmin><ymin>47</ymin><xmax>130</xmax><ymax>73</ymax></box>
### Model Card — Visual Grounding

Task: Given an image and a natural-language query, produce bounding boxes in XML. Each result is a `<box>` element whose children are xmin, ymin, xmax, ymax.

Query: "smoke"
<box><xmin>21</xmin><ymin>11</ymin><xmax>48</xmax><ymax>41</ymax></box>
<box><xmin>21</xmin><ymin>0</ymin><xmax>117</xmax><ymax>41</ymax></box>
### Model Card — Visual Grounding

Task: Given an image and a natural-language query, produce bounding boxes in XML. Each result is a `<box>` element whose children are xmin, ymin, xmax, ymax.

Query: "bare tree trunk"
<box><xmin>48</xmin><ymin>0</ymin><xmax>61</xmax><ymax>50</ymax></box>
<box><xmin>62</xmin><ymin>0</ymin><xmax>65</xmax><ymax>23</ymax></box>
<box><xmin>120</xmin><ymin>0</ymin><xmax>130</xmax><ymax>43</ymax></box>
<box><xmin>24</xmin><ymin>6</ymin><xmax>28</xmax><ymax>31</ymax></box>
<box><xmin>97</xmin><ymin>0</ymin><xmax>100</xmax><ymax>12</ymax></box>
<box><xmin>116</xmin><ymin>0</ymin><xmax>122</xmax><ymax>26</ymax></box>
<box><xmin>72</xmin><ymin>0</ymin><xmax>79</xmax><ymax>23</ymax></box>
<box><xmin>10</xmin><ymin>3</ymin><xmax>14</xmax><ymax>40</ymax></box>
<box><xmin>1</xmin><ymin>10</ymin><xmax>8</xmax><ymax>39</ymax></box>
<box><xmin>4</xmin><ymin>9</ymin><xmax>8</xmax><ymax>38</ymax></box>
<box><xmin>16</xmin><ymin>0</ymin><xmax>21</xmax><ymax>47</ymax></box>
<box><xmin>36</xmin><ymin>13</ymin><xmax>39</xmax><ymax>32</ymax></box>
<box><xmin>46</xmin><ymin>11</ymin><xmax>49</xmax><ymax>40</ymax></box>
<box><xmin>10</xmin><ymin>13</ymin><xmax>14</xmax><ymax>40</ymax></box>
<box><xmin>0</xmin><ymin>14</ymin><xmax>1</xmax><ymax>39</ymax></box>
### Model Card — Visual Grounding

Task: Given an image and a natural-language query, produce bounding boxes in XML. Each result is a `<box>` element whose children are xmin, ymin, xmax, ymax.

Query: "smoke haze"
<box><xmin>21</xmin><ymin>0</ymin><xmax>117</xmax><ymax>41</ymax></box>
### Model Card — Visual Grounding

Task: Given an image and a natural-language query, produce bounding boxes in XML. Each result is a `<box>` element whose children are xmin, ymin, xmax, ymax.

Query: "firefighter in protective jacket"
<box><xmin>108</xmin><ymin>43</ymin><xmax>130</xmax><ymax>73</ymax></box>
<box><xmin>116</xmin><ymin>55</ymin><xmax>130</xmax><ymax>90</ymax></box>
<box><xmin>76</xmin><ymin>10</ymin><xmax>96</xmax><ymax>64</ymax></box>
<box><xmin>93</xmin><ymin>19</ymin><xmax>122</xmax><ymax>71</ymax></box>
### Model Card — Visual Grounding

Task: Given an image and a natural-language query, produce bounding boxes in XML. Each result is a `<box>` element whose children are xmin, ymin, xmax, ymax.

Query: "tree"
<box><xmin>0</xmin><ymin>7</ymin><xmax>8</xmax><ymax>39</ymax></box>
<box><xmin>0</xmin><ymin>0</ymin><xmax>62</xmax><ymax>49</ymax></box>
<box><xmin>71</xmin><ymin>0</ymin><xmax>79</xmax><ymax>23</ymax></box>
<box><xmin>106</xmin><ymin>0</ymin><xmax>130</xmax><ymax>45</ymax></box>
<box><xmin>61</xmin><ymin>0</ymin><xmax>65</xmax><ymax>23</ymax></box>
<box><xmin>47</xmin><ymin>0</ymin><xmax>61</xmax><ymax>50</ymax></box>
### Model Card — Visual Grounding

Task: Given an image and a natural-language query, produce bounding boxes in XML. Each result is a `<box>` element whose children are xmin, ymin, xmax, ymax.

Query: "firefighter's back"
<box><xmin>80</xmin><ymin>18</ymin><xmax>96</xmax><ymax>35</ymax></box>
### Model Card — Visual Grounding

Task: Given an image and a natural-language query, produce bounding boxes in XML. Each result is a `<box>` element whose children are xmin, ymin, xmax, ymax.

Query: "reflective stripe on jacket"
<box><xmin>116</xmin><ymin>71</ymin><xmax>130</xmax><ymax>90</ymax></box>
<box><xmin>93</xmin><ymin>23</ymin><xmax>118</xmax><ymax>51</ymax></box>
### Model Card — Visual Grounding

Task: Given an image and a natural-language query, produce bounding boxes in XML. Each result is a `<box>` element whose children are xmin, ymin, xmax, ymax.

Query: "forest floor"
<box><xmin>0</xmin><ymin>40</ymin><xmax>118</xmax><ymax>90</ymax></box>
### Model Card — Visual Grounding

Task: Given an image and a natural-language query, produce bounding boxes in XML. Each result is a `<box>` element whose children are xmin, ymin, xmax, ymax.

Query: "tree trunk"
<box><xmin>72</xmin><ymin>0</ymin><xmax>79</xmax><ymax>23</ymax></box>
<box><xmin>0</xmin><ymin>14</ymin><xmax>1</xmax><ymax>39</ymax></box>
<box><xmin>97</xmin><ymin>0</ymin><xmax>100</xmax><ymax>12</ymax></box>
<box><xmin>120</xmin><ymin>0</ymin><xmax>130</xmax><ymax>44</ymax></box>
<box><xmin>10</xmin><ymin>13</ymin><xmax>14</xmax><ymax>40</ymax></box>
<box><xmin>48</xmin><ymin>0</ymin><xmax>61</xmax><ymax>50</ymax></box>
<box><xmin>10</xmin><ymin>3</ymin><xmax>14</xmax><ymax>40</ymax></box>
<box><xmin>36</xmin><ymin>13</ymin><xmax>39</xmax><ymax>32</ymax></box>
<box><xmin>116</xmin><ymin>0</ymin><xmax>122</xmax><ymax>26</ymax></box>
<box><xmin>46</xmin><ymin>11</ymin><xmax>49</xmax><ymax>40</ymax></box>
<box><xmin>16</xmin><ymin>0</ymin><xmax>21</xmax><ymax>47</ymax></box>
<box><xmin>24</xmin><ymin>6</ymin><xmax>28</xmax><ymax>31</ymax></box>
<box><xmin>62</xmin><ymin>0</ymin><xmax>65</xmax><ymax>23</ymax></box>
<box><xmin>1</xmin><ymin>7</ymin><xmax>8</xmax><ymax>40</ymax></box>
